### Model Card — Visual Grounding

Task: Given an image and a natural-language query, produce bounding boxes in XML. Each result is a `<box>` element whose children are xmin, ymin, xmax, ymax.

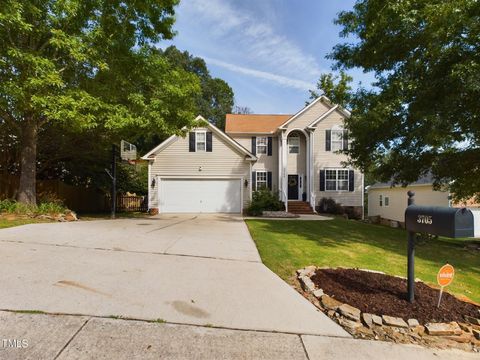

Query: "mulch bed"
<box><xmin>311</xmin><ymin>268</ymin><xmax>480</xmax><ymax>325</ymax></box>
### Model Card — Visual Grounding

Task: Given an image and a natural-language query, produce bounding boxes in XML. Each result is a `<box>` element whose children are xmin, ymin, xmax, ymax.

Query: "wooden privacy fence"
<box><xmin>0</xmin><ymin>174</ymin><xmax>108</xmax><ymax>213</ymax></box>
<box><xmin>1</xmin><ymin>174</ymin><xmax>148</xmax><ymax>213</ymax></box>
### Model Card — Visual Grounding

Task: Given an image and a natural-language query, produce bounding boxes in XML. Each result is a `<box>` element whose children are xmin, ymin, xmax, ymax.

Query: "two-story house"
<box><xmin>142</xmin><ymin>96</ymin><xmax>364</xmax><ymax>216</ymax></box>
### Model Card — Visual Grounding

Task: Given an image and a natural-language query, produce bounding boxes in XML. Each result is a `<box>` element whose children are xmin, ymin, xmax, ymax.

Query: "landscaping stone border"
<box><xmin>297</xmin><ymin>266</ymin><xmax>480</xmax><ymax>353</ymax></box>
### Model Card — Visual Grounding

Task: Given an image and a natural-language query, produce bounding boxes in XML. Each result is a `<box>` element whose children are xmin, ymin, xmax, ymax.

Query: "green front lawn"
<box><xmin>246</xmin><ymin>218</ymin><xmax>480</xmax><ymax>303</ymax></box>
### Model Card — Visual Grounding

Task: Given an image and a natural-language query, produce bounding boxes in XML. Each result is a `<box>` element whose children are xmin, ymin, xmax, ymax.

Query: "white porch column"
<box><xmin>281</xmin><ymin>132</ymin><xmax>288</xmax><ymax>210</ymax></box>
<box><xmin>305</xmin><ymin>133</ymin><xmax>310</xmax><ymax>201</ymax></box>
<box><xmin>308</xmin><ymin>129</ymin><xmax>315</xmax><ymax>210</ymax></box>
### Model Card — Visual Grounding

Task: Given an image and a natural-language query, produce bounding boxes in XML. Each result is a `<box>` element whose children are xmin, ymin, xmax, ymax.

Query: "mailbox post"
<box><xmin>404</xmin><ymin>193</ymin><xmax>475</xmax><ymax>303</ymax></box>
<box><xmin>407</xmin><ymin>191</ymin><xmax>415</xmax><ymax>303</ymax></box>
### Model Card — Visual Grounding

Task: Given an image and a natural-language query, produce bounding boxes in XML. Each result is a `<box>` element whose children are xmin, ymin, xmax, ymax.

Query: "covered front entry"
<box><xmin>159</xmin><ymin>178</ymin><xmax>242</xmax><ymax>213</ymax></box>
<box><xmin>288</xmin><ymin>175</ymin><xmax>299</xmax><ymax>200</ymax></box>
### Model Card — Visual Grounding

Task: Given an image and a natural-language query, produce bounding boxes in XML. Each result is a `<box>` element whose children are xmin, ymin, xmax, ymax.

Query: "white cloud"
<box><xmin>180</xmin><ymin>0</ymin><xmax>322</xmax><ymax>81</ymax></box>
<box><xmin>203</xmin><ymin>57</ymin><xmax>314</xmax><ymax>91</ymax></box>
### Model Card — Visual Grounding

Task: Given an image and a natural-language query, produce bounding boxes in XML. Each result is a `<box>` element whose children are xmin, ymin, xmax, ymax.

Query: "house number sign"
<box><xmin>417</xmin><ymin>215</ymin><xmax>433</xmax><ymax>225</ymax></box>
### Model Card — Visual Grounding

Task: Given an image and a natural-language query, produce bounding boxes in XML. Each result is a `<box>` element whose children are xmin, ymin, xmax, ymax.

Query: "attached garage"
<box><xmin>142</xmin><ymin>116</ymin><xmax>256</xmax><ymax>214</ymax></box>
<box><xmin>159</xmin><ymin>178</ymin><xmax>242</xmax><ymax>213</ymax></box>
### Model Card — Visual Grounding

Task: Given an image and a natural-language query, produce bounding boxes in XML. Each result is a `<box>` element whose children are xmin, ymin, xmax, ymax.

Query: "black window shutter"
<box><xmin>267</xmin><ymin>172</ymin><xmax>272</xmax><ymax>190</ymax></box>
<box><xmin>320</xmin><ymin>170</ymin><xmax>325</xmax><ymax>191</ymax></box>
<box><xmin>206</xmin><ymin>132</ymin><xmax>213</xmax><ymax>152</ymax></box>
<box><xmin>343</xmin><ymin>130</ymin><xmax>349</xmax><ymax>150</ymax></box>
<box><xmin>189</xmin><ymin>132</ymin><xmax>196</xmax><ymax>152</ymax></box>
<box><xmin>325</xmin><ymin>130</ymin><xmax>331</xmax><ymax>151</ymax></box>
<box><xmin>252</xmin><ymin>171</ymin><xmax>256</xmax><ymax>191</ymax></box>
<box><xmin>251</xmin><ymin>137</ymin><xmax>256</xmax><ymax>155</ymax></box>
<box><xmin>348</xmin><ymin>170</ymin><xmax>355</xmax><ymax>192</ymax></box>
<box><xmin>267</xmin><ymin>137</ymin><xmax>272</xmax><ymax>156</ymax></box>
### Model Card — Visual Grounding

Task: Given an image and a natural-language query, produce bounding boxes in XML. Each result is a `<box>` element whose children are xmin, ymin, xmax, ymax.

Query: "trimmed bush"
<box><xmin>246</xmin><ymin>188</ymin><xmax>284</xmax><ymax>216</ymax></box>
<box><xmin>318</xmin><ymin>197</ymin><xmax>344</xmax><ymax>215</ymax></box>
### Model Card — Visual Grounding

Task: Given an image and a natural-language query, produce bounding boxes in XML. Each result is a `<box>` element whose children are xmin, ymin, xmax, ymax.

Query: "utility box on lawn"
<box><xmin>405</xmin><ymin>206</ymin><xmax>474</xmax><ymax>238</ymax></box>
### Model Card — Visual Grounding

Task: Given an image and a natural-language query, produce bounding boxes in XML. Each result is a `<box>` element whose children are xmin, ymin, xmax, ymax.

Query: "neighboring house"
<box><xmin>142</xmin><ymin>96</ymin><xmax>364</xmax><ymax>215</ymax></box>
<box><xmin>367</xmin><ymin>175</ymin><xmax>450</xmax><ymax>227</ymax></box>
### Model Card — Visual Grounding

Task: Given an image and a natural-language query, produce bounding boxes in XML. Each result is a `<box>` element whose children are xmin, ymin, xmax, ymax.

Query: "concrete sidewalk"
<box><xmin>1</xmin><ymin>311</ymin><xmax>477</xmax><ymax>360</ymax></box>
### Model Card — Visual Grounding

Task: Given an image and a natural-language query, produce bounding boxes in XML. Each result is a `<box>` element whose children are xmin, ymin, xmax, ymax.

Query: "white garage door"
<box><xmin>160</xmin><ymin>179</ymin><xmax>242</xmax><ymax>213</ymax></box>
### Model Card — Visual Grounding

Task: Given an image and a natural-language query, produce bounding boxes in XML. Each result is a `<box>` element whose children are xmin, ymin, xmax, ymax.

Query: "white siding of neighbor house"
<box><xmin>231</xmin><ymin>135</ymin><xmax>279</xmax><ymax>192</ymax></box>
<box><xmin>368</xmin><ymin>186</ymin><xmax>450</xmax><ymax>223</ymax></box>
<box><xmin>148</xmin><ymin>127</ymin><xmax>251</xmax><ymax>209</ymax></box>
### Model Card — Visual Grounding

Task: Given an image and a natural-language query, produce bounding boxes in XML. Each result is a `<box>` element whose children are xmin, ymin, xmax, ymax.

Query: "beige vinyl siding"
<box><xmin>231</xmin><ymin>135</ymin><xmax>279</xmax><ymax>191</ymax></box>
<box><xmin>312</xmin><ymin>110</ymin><xmax>363</xmax><ymax>207</ymax></box>
<box><xmin>284</xmin><ymin>100</ymin><xmax>330</xmax><ymax>131</ymax></box>
<box><xmin>149</xmin><ymin>128</ymin><xmax>251</xmax><ymax>209</ymax></box>
<box><xmin>368</xmin><ymin>186</ymin><xmax>450</xmax><ymax>223</ymax></box>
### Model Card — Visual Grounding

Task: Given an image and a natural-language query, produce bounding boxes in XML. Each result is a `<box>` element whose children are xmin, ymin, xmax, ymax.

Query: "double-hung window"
<box><xmin>331</xmin><ymin>130</ymin><xmax>344</xmax><ymax>152</ymax></box>
<box><xmin>256</xmin><ymin>137</ymin><xmax>267</xmax><ymax>154</ymax></box>
<box><xmin>325</xmin><ymin>169</ymin><xmax>349</xmax><ymax>191</ymax></box>
<box><xmin>196</xmin><ymin>131</ymin><xmax>206</xmax><ymax>152</ymax></box>
<box><xmin>384</xmin><ymin>196</ymin><xmax>390</xmax><ymax>207</ymax></box>
<box><xmin>379</xmin><ymin>195</ymin><xmax>383</xmax><ymax>207</ymax></box>
<box><xmin>256</xmin><ymin>171</ymin><xmax>267</xmax><ymax>190</ymax></box>
<box><xmin>288</xmin><ymin>134</ymin><xmax>300</xmax><ymax>154</ymax></box>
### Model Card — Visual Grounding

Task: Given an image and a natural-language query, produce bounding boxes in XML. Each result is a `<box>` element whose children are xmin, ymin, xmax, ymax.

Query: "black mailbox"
<box><xmin>405</xmin><ymin>206</ymin><xmax>474</xmax><ymax>238</ymax></box>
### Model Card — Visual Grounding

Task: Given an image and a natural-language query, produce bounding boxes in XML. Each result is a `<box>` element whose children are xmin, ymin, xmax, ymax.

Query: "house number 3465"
<box><xmin>417</xmin><ymin>215</ymin><xmax>433</xmax><ymax>225</ymax></box>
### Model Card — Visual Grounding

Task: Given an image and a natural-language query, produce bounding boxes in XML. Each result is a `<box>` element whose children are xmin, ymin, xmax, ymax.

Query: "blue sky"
<box><xmin>164</xmin><ymin>0</ymin><xmax>372</xmax><ymax>114</ymax></box>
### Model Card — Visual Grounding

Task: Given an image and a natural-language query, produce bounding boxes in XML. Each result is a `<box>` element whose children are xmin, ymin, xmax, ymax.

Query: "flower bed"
<box><xmin>297</xmin><ymin>266</ymin><xmax>480</xmax><ymax>353</ymax></box>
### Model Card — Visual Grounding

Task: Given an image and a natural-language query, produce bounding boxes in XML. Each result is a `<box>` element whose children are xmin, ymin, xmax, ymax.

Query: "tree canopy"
<box><xmin>308</xmin><ymin>71</ymin><xmax>353</xmax><ymax>109</ymax></box>
<box><xmin>162</xmin><ymin>46</ymin><xmax>234</xmax><ymax>130</ymax></box>
<box><xmin>331</xmin><ymin>0</ymin><xmax>480</xmax><ymax>201</ymax></box>
<box><xmin>0</xmin><ymin>0</ymin><xmax>201</xmax><ymax>204</ymax></box>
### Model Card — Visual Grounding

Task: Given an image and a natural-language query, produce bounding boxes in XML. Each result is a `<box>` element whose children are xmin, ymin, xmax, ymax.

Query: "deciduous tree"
<box><xmin>0</xmin><ymin>0</ymin><xmax>200</xmax><ymax>204</ymax></box>
<box><xmin>330</xmin><ymin>0</ymin><xmax>480</xmax><ymax>200</ymax></box>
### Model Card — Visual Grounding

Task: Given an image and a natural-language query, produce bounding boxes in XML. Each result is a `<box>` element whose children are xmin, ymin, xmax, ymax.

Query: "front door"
<box><xmin>288</xmin><ymin>175</ymin><xmax>299</xmax><ymax>200</ymax></box>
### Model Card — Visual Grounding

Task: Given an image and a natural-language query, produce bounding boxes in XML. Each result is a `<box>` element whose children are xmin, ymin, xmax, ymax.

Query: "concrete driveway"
<box><xmin>0</xmin><ymin>214</ymin><xmax>347</xmax><ymax>337</ymax></box>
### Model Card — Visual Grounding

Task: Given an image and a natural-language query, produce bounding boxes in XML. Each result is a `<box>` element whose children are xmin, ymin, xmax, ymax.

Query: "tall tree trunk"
<box><xmin>17</xmin><ymin>119</ymin><xmax>38</xmax><ymax>205</ymax></box>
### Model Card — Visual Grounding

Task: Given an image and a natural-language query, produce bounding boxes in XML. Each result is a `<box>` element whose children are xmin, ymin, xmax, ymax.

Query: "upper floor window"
<box><xmin>256</xmin><ymin>137</ymin><xmax>268</xmax><ymax>154</ymax></box>
<box><xmin>288</xmin><ymin>134</ymin><xmax>300</xmax><ymax>154</ymax></box>
<box><xmin>331</xmin><ymin>130</ymin><xmax>344</xmax><ymax>152</ymax></box>
<box><xmin>196</xmin><ymin>131</ymin><xmax>206</xmax><ymax>152</ymax></box>
<box><xmin>326</xmin><ymin>128</ymin><xmax>348</xmax><ymax>152</ymax></box>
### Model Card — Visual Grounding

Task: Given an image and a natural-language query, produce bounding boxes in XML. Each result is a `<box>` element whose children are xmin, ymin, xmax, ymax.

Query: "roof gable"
<box><xmin>142</xmin><ymin>116</ymin><xmax>256</xmax><ymax>160</ymax></box>
<box><xmin>279</xmin><ymin>96</ymin><xmax>351</xmax><ymax>130</ymax></box>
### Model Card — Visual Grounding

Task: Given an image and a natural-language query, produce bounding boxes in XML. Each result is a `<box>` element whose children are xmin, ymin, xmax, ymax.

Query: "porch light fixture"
<box><xmin>151</xmin><ymin>178</ymin><xmax>156</xmax><ymax>188</ymax></box>
<box><xmin>244</xmin><ymin>179</ymin><xmax>248</xmax><ymax>187</ymax></box>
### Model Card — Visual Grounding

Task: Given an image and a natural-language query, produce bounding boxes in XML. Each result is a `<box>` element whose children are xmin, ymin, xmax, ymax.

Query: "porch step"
<box><xmin>287</xmin><ymin>201</ymin><xmax>315</xmax><ymax>215</ymax></box>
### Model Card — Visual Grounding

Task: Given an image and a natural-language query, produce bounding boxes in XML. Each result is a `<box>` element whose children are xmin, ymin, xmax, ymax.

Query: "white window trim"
<box><xmin>195</xmin><ymin>131</ymin><xmax>206</xmax><ymax>152</ymax></box>
<box><xmin>384</xmin><ymin>195</ymin><xmax>390</xmax><ymax>207</ymax></box>
<box><xmin>325</xmin><ymin>168</ymin><xmax>350</xmax><ymax>192</ymax></box>
<box><xmin>256</xmin><ymin>136</ymin><xmax>267</xmax><ymax>155</ymax></box>
<box><xmin>256</xmin><ymin>170</ymin><xmax>267</xmax><ymax>190</ymax></box>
